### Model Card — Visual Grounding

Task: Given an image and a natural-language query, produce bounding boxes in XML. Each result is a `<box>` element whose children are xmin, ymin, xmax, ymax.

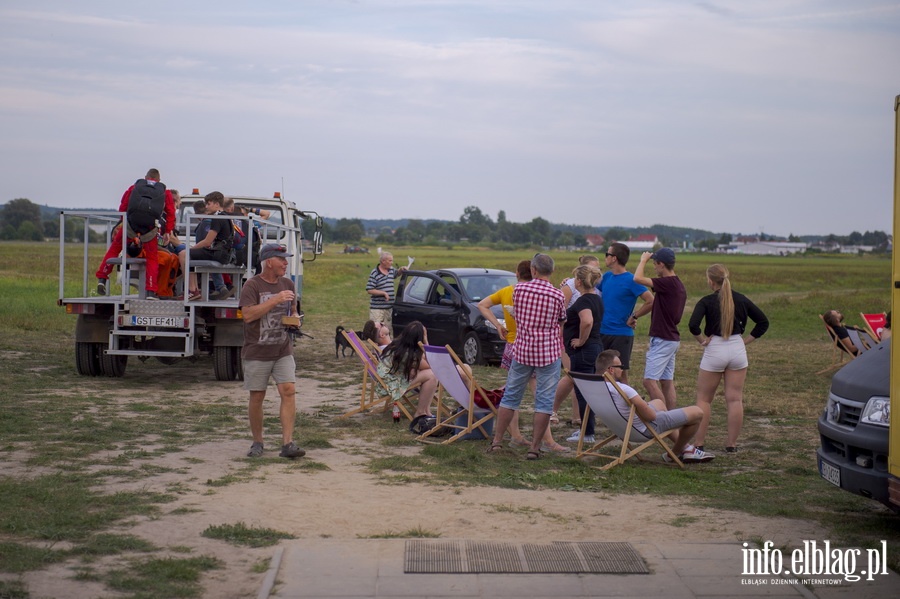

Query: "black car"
<box><xmin>392</xmin><ymin>268</ymin><xmax>517</xmax><ymax>365</ymax></box>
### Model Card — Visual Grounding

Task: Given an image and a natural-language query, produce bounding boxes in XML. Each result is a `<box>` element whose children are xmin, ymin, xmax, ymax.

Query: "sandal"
<box><xmin>540</xmin><ymin>442</ymin><xmax>571</xmax><ymax>454</ymax></box>
<box><xmin>549</xmin><ymin>411</ymin><xmax>560</xmax><ymax>424</ymax></box>
<box><xmin>508</xmin><ymin>437</ymin><xmax>531</xmax><ymax>448</ymax></box>
<box><xmin>525</xmin><ymin>451</ymin><xmax>540</xmax><ymax>461</ymax></box>
<box><xmin>486</xmin><ymin>443</ymin><xmax>504</xmax><ymax>454</ymax></box>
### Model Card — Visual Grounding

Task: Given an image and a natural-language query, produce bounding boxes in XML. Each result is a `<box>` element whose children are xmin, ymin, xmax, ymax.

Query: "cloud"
<box><xmin>0</xmin><ymin>1</ymin><xmax>896</xmax><ymax>235</ymax></box>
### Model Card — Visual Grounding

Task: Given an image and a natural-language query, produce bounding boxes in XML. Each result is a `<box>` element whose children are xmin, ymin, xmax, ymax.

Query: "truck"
<box><xmin>815</xmin><ymin>95</ymin><xmax>900</xmax><ymax>511</ymax></box>
<box><xmin>58</xmin><ymin>190</ymin><xmax>323</xmax><ymax>381</ymax></box>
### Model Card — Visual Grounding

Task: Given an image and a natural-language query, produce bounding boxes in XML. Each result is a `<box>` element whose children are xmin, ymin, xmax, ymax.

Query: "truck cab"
<box><xmin>58</xmin><ymin>190</ymin><xmax>322</xmax><ymax>381</ymax></box>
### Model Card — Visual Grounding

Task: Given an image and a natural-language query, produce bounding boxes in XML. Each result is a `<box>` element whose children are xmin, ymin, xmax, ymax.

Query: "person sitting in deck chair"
<box><xmin>596</xmin><ymin>349</ymin><xmax>713</xmax><ymax>464</ymax></box>
<box><xmin>823</xmin><ymin>310</ymin><xmax>865</xmax><ymax>356</ymax></box>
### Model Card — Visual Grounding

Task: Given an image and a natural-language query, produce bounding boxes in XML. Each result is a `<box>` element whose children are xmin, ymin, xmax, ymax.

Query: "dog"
<box><xmin>335</xmin><ymin>325</ymin><xmax>362</xmax><ymax>358</ymax></box>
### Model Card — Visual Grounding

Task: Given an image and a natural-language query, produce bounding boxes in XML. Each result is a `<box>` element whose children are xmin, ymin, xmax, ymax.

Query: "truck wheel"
<box><xmin>99</xmin><ymin>347</ymin><xmax>128</xmax><ymax>377</ymax></box>
<box><xmin>233</xmin><ymin>349</ymin><xmax>244</xmax><ymax>381</ymax></box>
<box><xmin>462</xmin><ymin>331</ymin><xmax>482</xmax><ymax>366</ymax></box>
<box><xmin>214</xmin><ymin>346</ymin><xmax>239</xmax><ymax>381</ymax></box>
<box><xmin>75</xmin><ymin>342</ymin><xmax>101</xmax><ymax>376</ymax></box>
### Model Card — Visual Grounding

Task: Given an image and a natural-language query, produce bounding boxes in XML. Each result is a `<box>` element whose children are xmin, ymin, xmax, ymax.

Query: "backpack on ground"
<box><xmin>126</xmin><ymin>179</ymin><xmax>167</xmax><ymax>234</ymax></box>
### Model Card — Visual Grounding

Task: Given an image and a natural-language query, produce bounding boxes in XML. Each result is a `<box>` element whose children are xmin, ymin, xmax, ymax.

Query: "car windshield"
<box><xmin>459</xmin><ymin>274</ymin><xmax>516</xmax><ymax>302</ymax></box>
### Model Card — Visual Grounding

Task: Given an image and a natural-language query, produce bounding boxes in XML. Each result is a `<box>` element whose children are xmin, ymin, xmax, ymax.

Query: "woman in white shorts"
<box><xmin>688</xmin><ymin>264</ymin><xmax>769</xmax><ymax>453</ymax></box>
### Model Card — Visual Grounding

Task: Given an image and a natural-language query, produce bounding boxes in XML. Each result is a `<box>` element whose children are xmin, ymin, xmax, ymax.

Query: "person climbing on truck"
<box><xmin>94</xmin><ymin>168</ymin><xmax>176</xmax><ymax>300</ymax></box>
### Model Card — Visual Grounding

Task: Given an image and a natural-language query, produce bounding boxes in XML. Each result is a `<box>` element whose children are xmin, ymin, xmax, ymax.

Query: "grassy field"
<box><xmin>0</xmin><ymin>241</ymin><xmax>897</xmax><ymax>597</ymax></box>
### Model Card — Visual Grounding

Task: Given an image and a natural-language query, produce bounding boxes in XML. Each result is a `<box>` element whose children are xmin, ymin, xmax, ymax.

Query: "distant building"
<box><xmin>723</xmin><ymin>241</ymin><xmax>808</xmax><ymax>255</ymax></box>
<box><xmin>622</xmin><ymin>234</ymin><xmax>658</xmax><ymax>252</ymax></box>
<box><xmin>840</xmin><ymin>245</ymin><xmax>876</xmax><ymax>254</ymax></box>
<box><xmin>584</xmin><ymin>234</ymin><xmax>605</xmax><ymax>249</ymax></box>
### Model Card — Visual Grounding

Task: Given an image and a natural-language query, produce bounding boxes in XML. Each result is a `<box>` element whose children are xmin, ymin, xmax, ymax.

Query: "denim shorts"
<box><xmin>499</xmin><ymin>358</ymin><xmax>560</xmax><ymax>414</ymax></box>
<box><xmin>243</xmin><ymin>355</ymin><xmax>296</xmax><ymax>391</ymax></box>
<box><xmin>643</xmin><ymin>337</ymin><xmax>680</xmax><ymax>381</ymax></box>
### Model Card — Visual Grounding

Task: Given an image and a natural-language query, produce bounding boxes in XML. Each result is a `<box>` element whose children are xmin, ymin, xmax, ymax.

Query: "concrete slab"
<box><xmin>266</xmin><ymin>539</ymin><xmax>895</xmax><ymax>599</ymax></box>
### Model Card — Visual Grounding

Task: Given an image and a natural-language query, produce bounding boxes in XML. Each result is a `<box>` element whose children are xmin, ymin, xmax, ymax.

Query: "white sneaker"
<box><xmin>566</xmin><ymin>431</ymin><xmax>594</xmax><ymax>443</ymax></box>
<box><xmin>681</xmin><ymin>447</ymin><xmax>715</xmax><ymax>463</ymax></box>
<box><xmin>663</xmin><ymin>444</ymin><xmax>692</xmax><ymax>463</ymax></box>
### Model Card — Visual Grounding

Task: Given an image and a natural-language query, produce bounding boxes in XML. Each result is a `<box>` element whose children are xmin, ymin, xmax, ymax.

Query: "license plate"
<box><xmin>131</xmin><ymin>316</ymin><xmax>182</xmax><ymax>327</ymax></box>
<box><xmin>819</xmin><ymin>458</ymin><xmax>841</xmax><ymax>488</ymax></box>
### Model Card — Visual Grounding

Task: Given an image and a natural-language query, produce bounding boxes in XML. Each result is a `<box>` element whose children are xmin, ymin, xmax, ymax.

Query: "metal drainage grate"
<box><xmin>404</xmin><ymin>541</ymin><xmax>648</xmax><ymax>574</ymax></box>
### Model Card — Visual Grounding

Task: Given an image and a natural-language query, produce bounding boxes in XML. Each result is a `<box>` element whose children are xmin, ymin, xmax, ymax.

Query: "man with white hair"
<box><xmin>365</xmin><ymin>251</ymin><xmax>407</xmax><ymax>332</ymax></box>
<box><xmin>487</xmin><ymin>253</ymin><xmax>567</xmax><ymax>461</ymax></box>
<box><xmin>240</xmin><ymin>243</ymin><xmax>305</xmax><ymax>459</ymax></box>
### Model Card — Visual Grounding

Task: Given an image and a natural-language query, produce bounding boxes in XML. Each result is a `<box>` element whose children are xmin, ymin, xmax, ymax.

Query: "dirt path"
<box><xmin>21</xmin><ymin>378</ymin><xmax>831</xmax><ymax>599</ymax></box>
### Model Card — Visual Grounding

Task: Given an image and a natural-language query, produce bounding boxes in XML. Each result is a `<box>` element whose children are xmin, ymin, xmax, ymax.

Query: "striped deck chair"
<box><xmin>416</xmin><ymin>344</ymin><xmax>498</xmax><ymax>445</ymax></box>
<box><xmin>337</xmin><ymin>330</ymin><xmax>417</xmax><ymax>421</ymax></box>
<box><xmin>568</xmin><ymin>371</ymin><xmax>683</xmax><ymax>470</ymax></box>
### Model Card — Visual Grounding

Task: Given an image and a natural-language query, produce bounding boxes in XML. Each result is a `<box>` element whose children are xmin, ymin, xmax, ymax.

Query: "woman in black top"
<box><xmin>688</xmin><ymin>264</ymin><xmax>768</xmax><ymax>453</ymax></box>
<box><xmin>562</xmin><ymin>265</ymin><xmax>604</xmax><ymax>447</ymax></box>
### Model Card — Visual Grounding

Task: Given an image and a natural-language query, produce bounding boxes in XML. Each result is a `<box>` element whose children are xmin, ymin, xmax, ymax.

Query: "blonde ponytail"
<box><xmin>707</xmin><ymin>264</ymin><xmax>734</xmax><ymax>339</ymax></box>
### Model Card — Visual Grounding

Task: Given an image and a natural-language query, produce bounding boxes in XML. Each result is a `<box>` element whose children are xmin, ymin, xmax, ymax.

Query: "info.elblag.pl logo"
<box><xmin>741</xmin><ymin>540</ymin><xmax>890</xmax><ymax>586</ymax></box>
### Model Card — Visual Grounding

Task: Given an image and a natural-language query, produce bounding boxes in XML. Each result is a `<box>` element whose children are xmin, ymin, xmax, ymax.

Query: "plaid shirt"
<box><xmin>511</xmin><ymin>278</ymin><xmax>566</xmax><ymax>367</ymax></box>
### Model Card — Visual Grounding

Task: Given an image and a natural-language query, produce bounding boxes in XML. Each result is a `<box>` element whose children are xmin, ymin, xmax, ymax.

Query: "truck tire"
<box><xmin>461</xmin><ymin>331</ymin><xmax>482</xmax><ymax>366</ymax></box>
<box><xmin>214</xmin><ymin>346</ymin><xmax>242</xmax><ymax>381</ymax></box>
<box><xmin>99</xmin><ymin>346</ymin><xmax>128</xmax><ymax>377</ymax></box>
<box><xmin>75</xmin><ymin>342</ymin><xmax>101</xmax><ymax>376</ymax></box>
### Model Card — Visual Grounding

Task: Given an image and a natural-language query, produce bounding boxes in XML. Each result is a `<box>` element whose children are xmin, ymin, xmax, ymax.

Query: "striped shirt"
<box><xmin>511</xmin><ymin>278</ymin><xmax>567</xmax><ymax>367</ymax></box>
<box><xmin>366</xmin><ymin>266</ymin><xmax>398</xmax><ymax>309</ymax></box>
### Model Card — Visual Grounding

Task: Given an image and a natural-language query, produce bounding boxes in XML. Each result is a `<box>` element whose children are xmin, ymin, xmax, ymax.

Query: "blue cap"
<box><xmin>651</xmin><ymin>247</ymin><xmax>676</xmax><ymax>265</ymax></box>
<box><xmin>259</xmin><ymin>243</ymin><xmax>293</xmax><ymax>261</ymax></box>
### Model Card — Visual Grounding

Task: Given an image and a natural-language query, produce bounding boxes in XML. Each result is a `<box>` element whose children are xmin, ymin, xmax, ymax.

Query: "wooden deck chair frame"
<box><xmin>816</xmin><ymin>314</ymin><xmax>855</xmax><ymax>375</ymax></box>
<box><xmin>415</xmin><ymin>343</ymin><xmax>498</xmax><ymax>445</ymax></box>
<box><xmin>364</xmin><ymin>338</ymin><xmax>382</xmax><ymax>357</ymax></box>
<box><xmin>568</xmin><ymin>371</ymin><xmax>683</xmax><ymax>470</ymax></box>
<box><xmin>860</xmin><ymin>312</ymin><xmax>886</xmax><ymax>342</ymax></box>
<box><xmin>337</xmin><ymin>329</ymin><xmax>418</xmax><ymax>421</ymax></box>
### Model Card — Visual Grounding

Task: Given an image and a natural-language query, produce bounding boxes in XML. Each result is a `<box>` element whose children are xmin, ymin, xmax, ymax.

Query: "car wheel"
<box><xmin>462</xmin><ymin>331</ymin><xmax>482</xmax><ymax>366</ymax></box>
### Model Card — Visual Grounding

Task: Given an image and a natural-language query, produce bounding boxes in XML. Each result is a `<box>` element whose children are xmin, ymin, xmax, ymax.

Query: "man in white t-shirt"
<box><xmin>596</xmin><ymin>349</ymin><xmax>713</xmax><ymax>464</ymax></box>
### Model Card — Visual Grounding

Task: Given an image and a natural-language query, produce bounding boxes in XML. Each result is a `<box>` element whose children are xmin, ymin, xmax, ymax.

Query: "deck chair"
<box><xmin>415</xmin><ymin>344</ymin><xmax>498</xmax><ymax>445</ymax></box>
<box><xmin>337</xmin><ymin>330</ymin><xmax>418</xmax><ymax>421</ymax></box>
<box><xmin>568</xmin><ymin>371</ymin><xmax>683</xmax><ymax>470</ymax></box>
<box><xmin>846</xmin><ymin>328</ymin><xmax>873</xmax><ymax>355</ymax></box>
<box><xmin>816</xmin><ymin>314</ymin><xmax>855</xmax><ymax>375</ymax></box>
<box><xmin>860</xmin><ymin>312</ymin><xmax>887</xmax><ymax>341</ymax></box>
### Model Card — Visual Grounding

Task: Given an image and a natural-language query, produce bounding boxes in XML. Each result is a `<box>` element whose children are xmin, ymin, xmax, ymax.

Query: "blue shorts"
<box><xmin>643</xmin><ymin>337</ymin><xmax>680</xmax><ymax>381</ymax></box>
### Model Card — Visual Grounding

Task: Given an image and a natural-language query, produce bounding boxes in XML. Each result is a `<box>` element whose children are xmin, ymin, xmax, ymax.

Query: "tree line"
<box><xmin>2</xmin><ymin>198</ymin><xmax>890</xmax><ymax>251</ymax></box>
<box><xmin>1</xmin><ymin>198</ymin><xmax>103</xmax><ymax>242</ymax></box>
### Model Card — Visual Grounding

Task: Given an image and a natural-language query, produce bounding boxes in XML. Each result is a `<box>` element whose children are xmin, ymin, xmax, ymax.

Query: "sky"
<box><xmin>1</xmin><ymin>1</ymin><xmax>899</xmax><ymax>237</ymax></box>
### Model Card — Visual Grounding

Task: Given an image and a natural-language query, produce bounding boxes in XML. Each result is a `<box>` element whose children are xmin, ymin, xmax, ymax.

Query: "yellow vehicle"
<box><xmin>815</xmin><ymin>98</ymin><xmax>899</xmax><ymax>511</ymax></box>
